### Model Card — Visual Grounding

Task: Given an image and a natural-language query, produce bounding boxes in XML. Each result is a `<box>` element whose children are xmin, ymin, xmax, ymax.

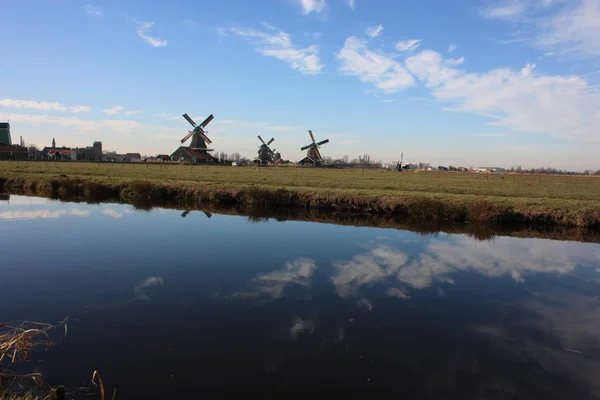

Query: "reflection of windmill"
<box><xmin>300</xmin><ymin>130</ymin><xmax>329</xmax><ymax>165</ymax></box>
<box><xmin>256</xmin><ymin>135</ymin><xmax>276</xmax><ymax>165</ymax></box>
<box><xmin>181</xmin><ymin>210</ymin><xmax>212</xmax><ymax>218</ymax></box>
<box><xmin>170</xmin><ymin>113</ymin><xmax>217</xmax><ymax>164</ymax></box>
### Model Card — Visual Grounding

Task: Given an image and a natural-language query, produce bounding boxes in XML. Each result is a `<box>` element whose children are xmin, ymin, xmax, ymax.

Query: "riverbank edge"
<box><xmin>2</xmin><ymin>174</ymin><xmax>599</xmax><ymax>228</ymax></box>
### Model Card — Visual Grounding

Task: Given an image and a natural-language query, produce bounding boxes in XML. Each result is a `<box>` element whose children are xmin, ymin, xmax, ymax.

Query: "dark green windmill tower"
<box><xmin>0</xmin><ymin>122</ymin><xmax>11</xmax><ymax>145</ymax></box>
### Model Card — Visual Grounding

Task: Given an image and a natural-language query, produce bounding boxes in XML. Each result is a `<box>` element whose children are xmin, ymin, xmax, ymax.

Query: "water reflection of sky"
<box><xmin>1</xmin><ymin>196</ymin><xmax>600</xmax><ymax>399</ymax></box>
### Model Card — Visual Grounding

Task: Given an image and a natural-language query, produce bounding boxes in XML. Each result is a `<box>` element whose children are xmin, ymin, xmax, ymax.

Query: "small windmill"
<box><xmin>170</xmin><ymin>113</ymin><xmax>216</xmax><ymax>163</ymax></box>
<box><xmin>300</xmin><ymin>130</ymin><xmax>329</xmax><ymax>164</ymax></box>
<box><xmin>256</xmin><ymin>135</ymin><xmax>276</xmax><ymax>164</ymax></box>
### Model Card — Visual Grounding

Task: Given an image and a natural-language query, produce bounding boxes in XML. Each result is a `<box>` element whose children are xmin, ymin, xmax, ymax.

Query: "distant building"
<box><xmin>0</xmin><ymin>144</ymin><xmax>28</xmax><ymax>160</ymax></box>
<box><xmin>48</xmin><ymin>148</ymin><xmax>73</xmax><ymax>160</ymax></box>
<box><xmin>477</xmin><ymin>167</ymin><xmax>506</xmax><ymax>173</ymax></box>
<box><xmin>72</xmin><ymin>141</ymin><xmax>102</xmax><ymax>161</ymax></box>
<box><xmin>170</xmin><ymin>147</ymin><xmax>214</xmax><ymax>164</ymax></box>
<box><xmin>0</xmin><ymin>122</ymin><xmax>11</xmax><ymax>145</ymax></box>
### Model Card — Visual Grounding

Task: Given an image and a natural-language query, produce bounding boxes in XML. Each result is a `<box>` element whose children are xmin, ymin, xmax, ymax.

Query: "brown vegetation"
<box><xmin>1</xmin><ymin>162</ymin><xmax>600</xmax><ymax>228</ymax></box>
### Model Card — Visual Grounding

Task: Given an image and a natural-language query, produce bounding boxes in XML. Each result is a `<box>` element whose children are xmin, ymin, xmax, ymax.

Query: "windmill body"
<box><xmin>299</xmin><ymin>130</ymin><xmax>329</xmax><ymax>165</ymax></box>
<box><xmin>170</xmin><ymin>113</ymin><xmax>216</xmax><ymax>164</ymax></box>
<box><xmin>255</xmin><ymin>135</ymin><xmax>277</xmax><ymax>164</ymax></box>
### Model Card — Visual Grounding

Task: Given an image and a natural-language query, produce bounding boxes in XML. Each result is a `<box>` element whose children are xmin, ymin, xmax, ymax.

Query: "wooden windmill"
<box><xmin>256</xmin><ymin>135</ymin><xmax>276</xmax><ymax>164</ymax></box>
<box><xmin>170</xmin><ymin>113</ymin><xmax>216</xmax><ymax>164</ymax></box>
<box><xmin>300</xmin><ymin>130</ymin><xmax>329</xmax><ymax>165</ymax></box>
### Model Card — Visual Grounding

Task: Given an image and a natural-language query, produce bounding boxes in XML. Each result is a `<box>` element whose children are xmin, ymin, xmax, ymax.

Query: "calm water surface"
<box><xmin>1</xmin><ymin>195</ymin><xmax>600</xmax><ymax>399</ymax></box>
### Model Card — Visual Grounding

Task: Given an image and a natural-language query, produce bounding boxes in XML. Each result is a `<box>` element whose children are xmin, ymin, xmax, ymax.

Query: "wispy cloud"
<box><xmin>404</xmin><ymin>49</ymin><xmax>600</xmax><ymax>142</ymax></box>
<box><xmin>483</xmin><ymin>0</ymin><xmax>600</xmax><ymax>58</ymax></box>
<box><xmin>446</xmin><ymin>56</ymin><xmax>465</xmax><ymax>65</ymax></box>
<box><xmin>230</xmin><ymin>26</ymin><xmax>323</xmax><ymax>75</ymax></box>
<box><xmin>481</xmin><ymin>2</ymin><xmax>526</xmax><ymax>19</ymax></box>
<box><xmin>448</xmin><ymin>43</ymin><xmax>457</xmax><ymax>53</ymax></box>
<box><xmin>337</xmin><ymin>37</ymin><xmax>415</xmax><ymax>93</ymax></box>
<box><xmin>346</xmin><ymin>0</ymin><xmax>356</xmax><ymax>9</ymax></box>
<box><xmin>396</xmin><ymin>39</ymin><xmax>422</xmax><ymax>52</ymax></box>
<box><xmin>0</xmin><ymin>98</ymin><xmax>91</xmax><ymax>113</ymax></box>
<box><xmin>135</xmin><ymin>21</ymin><xmax>167</xmax><ymax>47</ymax></box>
<box><xmin>133</xmin><ymin>277</ymin><xmax>164</xmax><ymax>301</ymax></box>
<box><xmin>124</xmin><ymin>110</ymin><xmax>140</xmax><ymax>116</ymax></box>
<box><xmin>365</xmin><ymin>24</ymin><xmax>384</xmax><ymax>38</ymax></box>
<box><xmin>83</xmin><ymin>4</ymin><xmax>102</xmax><ymax>17</ymax></box>
<box><xmin>295</xmin><ymin>0</ymin><xmax>327</xmax><ymax>14</ymax></box>
<box><xmin>536</xmin><ymin>0</ymin><xmax>600</xmax><ymax>57</ymax></box>
<box><xmin>103</xmin><ymin>105</ymin><xmax>124</xmax><ymax>115</ymax></box>
<box><xmin>181</xmin><ymin>19</ymin><xmax>198</xmax><ymax>28</ymax></box>
<box><xmin>101</xmin><ymin>209</ymin><xmax>123</xmax><ymax>219</ymax></box>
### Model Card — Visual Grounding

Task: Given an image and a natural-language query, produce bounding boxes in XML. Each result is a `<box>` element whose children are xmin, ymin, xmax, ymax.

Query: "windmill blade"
<box><xmin>199</xmin><ymin>132</ymin><xmax>212</xmax><ymax>145</ymax></box>
<box><xmin>314</xmin><ymin>147</ymin><xmax>322</xmax><ymax>160</ymax></box>
<box><xmin>301</xmin><ymin>143</ymin><xmax>314</xmax><ymax>151</ymax></box>
<box><xmin>308</xmin><ymin>130</ymin><xmax>316</xmax><ymax>143</ymax></box>
<box><xmin>258</xmin><ymin>135</ymin><xmax>266</xmax><ymax>145</ymax></box>
<box><xmin>199</xmin><ymin>114</ymin><xmax>214</xmax><ymax>129</ymax></box>
<box><xmin>267</xmin><ymin>138</ymin><xmax>275</xmax><ymax>145</ymax></box>
<box><xmin>181</xmin><ymin>131</ymin><xmax>194</xmax><ymax>144</ymax></box>
<box><xmin>316</xmin><ymin>139</ymin><xmax>329</xmax><ymax>146</ymax></box>
<box><xmin>183</xmin><ymin>113</ymin><xmax>197</xmax><ymax>127</ymax></box>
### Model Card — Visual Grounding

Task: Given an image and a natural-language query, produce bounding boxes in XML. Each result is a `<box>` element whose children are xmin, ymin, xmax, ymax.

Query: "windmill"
<box><xmin>300</xmin><ymin>130</ymin><xmax>329</xmax><ymax>165</ymax></box>
<box><xmin>170</xmin><ymin>113</ymin><xmax>216</xmax><ymax>163</ymax></box>
<box><xmin>256</xmin><ymin>135</ymin><xmax>276</xmax><ymax>164</ymax></box>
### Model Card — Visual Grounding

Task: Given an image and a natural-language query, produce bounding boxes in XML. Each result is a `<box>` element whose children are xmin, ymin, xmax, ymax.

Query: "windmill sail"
<box><xmin>183</xmin><ymin>113</ymin><xmax>197</xmax><ymax>127</ymax></box>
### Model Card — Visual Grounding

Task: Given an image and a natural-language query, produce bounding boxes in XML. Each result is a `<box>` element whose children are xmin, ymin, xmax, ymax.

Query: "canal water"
<box><xmin>1</xmin><ymin>195</ymin><xmax>600</xmax><ymax>399</ymax></box>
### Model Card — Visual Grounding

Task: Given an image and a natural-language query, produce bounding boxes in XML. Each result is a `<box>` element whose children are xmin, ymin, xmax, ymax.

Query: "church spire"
<box><xmin>52</xmin><ymin>137</ymin><xmax>56</xmax><ymax>148</ymax></box>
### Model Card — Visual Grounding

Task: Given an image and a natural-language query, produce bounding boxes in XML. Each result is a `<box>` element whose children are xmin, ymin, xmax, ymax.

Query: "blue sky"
<box><xmin>1</xmin><ymin>0</ymin><xmax>599</xmax><ymax>169</ymax></box>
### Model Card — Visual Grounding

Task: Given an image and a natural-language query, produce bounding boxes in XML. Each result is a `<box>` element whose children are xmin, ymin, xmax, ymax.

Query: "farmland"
<box><xmin>1</xmin><ymin>161</ymin><xmax>599</xmax><ymax>227</ymax></box>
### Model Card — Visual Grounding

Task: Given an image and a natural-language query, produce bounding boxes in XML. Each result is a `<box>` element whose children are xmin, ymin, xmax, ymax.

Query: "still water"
<box><xmin>1</xmin><ymin>195</ymin><xmax>600</xmax><ymax>399</ymax></box>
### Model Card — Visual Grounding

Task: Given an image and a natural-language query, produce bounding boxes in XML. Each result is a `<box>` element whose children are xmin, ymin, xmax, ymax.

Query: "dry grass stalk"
<box><xmin>0</xmin><ymin>321</ymin><xmax>66</xmax><ymax>365</ymax></box>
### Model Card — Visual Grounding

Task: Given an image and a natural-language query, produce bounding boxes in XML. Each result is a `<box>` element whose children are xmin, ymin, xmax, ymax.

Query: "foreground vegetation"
<box><xmin>1</xmin><ymin>161</ymin><xmax>600</xmax><ymax>227</ymax></box>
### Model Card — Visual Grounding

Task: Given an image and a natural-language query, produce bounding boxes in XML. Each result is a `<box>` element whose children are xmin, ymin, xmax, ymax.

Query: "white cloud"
<box><xmin>69</xmin><ymin>209</ymin><xmax>90</xmax><ymax>217</ymax></box>
<box><xmin>124</xmin><ymin>110</ymin><xmax>141</xmax><ymax>116</ymax></box>
<box><xmin>337</xmin><ymin>37</ymin><xmax>415</xmax><ymax>93</ymax></box>
<box><xmin>483</xmin><ymin>0</ymin><xmax>600</xmax><ymax>58</ymax></box>
<box><xmin>395</xmin><ymin>39</ymin><xmax>422</xmax><ymax>52</ymax></box>
<box><xmin>446</xmin><ymin>56</ymin><xmax>465</xmax><ymax>65</ymax></box>
<box><xmin>346</xmin><ymin>0</ymin><xmax>356</xmax><ymax>9</ymax></box>
<box><xmin>481</xmin><ymin>2</ymin><xmax>526</xmax><ymax>19</ymax></box>
<box><xmin>103</xmin><ymin>105</ymin><xmax>125</xmax><ymax>115</ymax></box>
<box><xmin>232</xmin><ymin>258</ymin><xmax>317</xmax><ymax>299</ymax></box>
<box><xmin>296</xmin><ymin>0</ymin><xmax>326</xmax><ymax>14</ymax></box>
<box><xmin>0</xmin><ymin>98</ymin><xmax>91</xmax><ymax>113</ymax></box>
<box><xmin>365</xmin><ymin>24</ymin><xmax>384</xmax><ymax>38</ymax></box>
<box><xmin>181</xmin><ymin>19</ymin><xmax>198</xmax><ymax>28</ymax></box>
<box><xmin>448</xmin><ymin>43</ymin><xmax>457</xmax><ymax>53</ymax></box>
<box><xmin>536</xmin><ymin>0</ymin><xmax>600</xmax><ymax>57</ymax></box>
<box><xmin>135</xmin><ymin>21</ymin><xmax>167</xmax><ymax>47</ymax></box>
<box><xmin>101</xmin><ymin>209</ymin><xmax>123</xmax><ymax>218</ymax></box>
<box><xmin>133</xmin><ymin>277</ymin><xmax>164</xmax><ymax>300</ymax></box>
<box><xmin>290</xmin><ymin>317</ymin><xmax>315</xmax><ymax>339</ymax></box>
<box><xmin>312</xmin><ymin>32</ymin><xmax>322</xmax><ymax>40</ymax></box>
<box><xmin>83</xmin><ymin>4</ymin><xmax>102</xmax><ymax>17</ymax></box>
<box><xmin>402</xmin><ymin>49</ymin><xmax>600</xmax><ymax>142</ymax></box>
<box><xmin>230</xmin><ymin>26</ymin><xmax>323</xmax><ymax>75</ymax></box>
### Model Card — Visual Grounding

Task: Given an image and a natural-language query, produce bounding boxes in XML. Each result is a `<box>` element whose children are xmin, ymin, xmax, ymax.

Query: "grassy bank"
<box><xmin>1</xmin><ymin>161</ymin><xmax>600</xmax><ymax>227</ymax></box>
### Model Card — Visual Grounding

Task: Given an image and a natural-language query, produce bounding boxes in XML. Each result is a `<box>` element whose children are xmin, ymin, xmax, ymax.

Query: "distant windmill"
<box><xmin>300</xmin><ymin>130</ymin><xmax>329</xmax><ymax>165</ymax></box>
<box><xmin>256</xmin><ymin>135</ymin><xmax>276</xmax><ymax>164</ymax></box>
<box><xmin>170</xmin><ymin>113</ymin><xmax>216</xmax><ymax>163</ymax></box>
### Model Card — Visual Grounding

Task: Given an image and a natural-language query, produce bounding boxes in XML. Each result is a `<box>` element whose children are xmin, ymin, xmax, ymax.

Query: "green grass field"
<box><xmin>2</xmin><ymin>161</ymin><xmax>600</xmax><ymax>226</ymax></box>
